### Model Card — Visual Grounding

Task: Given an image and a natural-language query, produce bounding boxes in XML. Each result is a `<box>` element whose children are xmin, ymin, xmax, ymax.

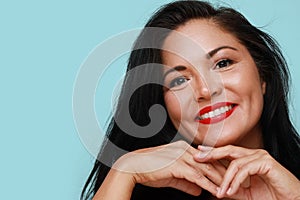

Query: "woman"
<box><xmin>81</xmin><ymin>1</ymin><xmax>300</xmax><ymax>199</ymax></box>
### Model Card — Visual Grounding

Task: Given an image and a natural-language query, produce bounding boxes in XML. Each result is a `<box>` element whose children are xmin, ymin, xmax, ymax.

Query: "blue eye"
<box><xmin>215</xmin><ymin>59</ymin><xmax>232</xmax><ymax>69</ymax></box>
<box><xmin>169</xmin><ymin>77</ymin><xmax>189</xmax><ymax>88</ymax></box>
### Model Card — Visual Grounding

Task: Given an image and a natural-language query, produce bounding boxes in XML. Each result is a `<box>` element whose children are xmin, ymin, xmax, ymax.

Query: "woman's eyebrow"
<box><xmin>163</xmin><ymin>65</ymin><xmax>186</xmax><ymax>79</ymax></box>
<box><xmin>207</xmin><ymin>46</ymin><xmax>238</xmax><ymax>58</ymax></box>
<box><xmin>163</xmin><ymin>46</ymin><xmax>236</xmax><ymax>78</ymax></box>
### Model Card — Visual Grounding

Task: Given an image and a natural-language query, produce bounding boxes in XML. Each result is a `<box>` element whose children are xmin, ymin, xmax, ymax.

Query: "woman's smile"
<box><xmin>85</xmin><ymin>2</ymin><xmax>300</xmax><ymax>199</ymax></box>
<box><xmin>162</xmin><ymin>19</ymin><xmax>266</xmax><ymax>147</ymax></box>
<box><xmin>195</xmin><ymin>102</ymin><xmax>237</xmax><ymax>124</ymax></box>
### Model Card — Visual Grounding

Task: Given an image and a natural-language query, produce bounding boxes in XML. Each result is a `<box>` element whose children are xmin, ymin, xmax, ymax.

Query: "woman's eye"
<box><xmin>215</xmin><ymin>59</ymin><xmax>232</xmax><ymax>69</ymax></box>
<box><xmin>169</xmin><ymin>77</ymin><xmax>189</xmax><ymax>88</ymax></box>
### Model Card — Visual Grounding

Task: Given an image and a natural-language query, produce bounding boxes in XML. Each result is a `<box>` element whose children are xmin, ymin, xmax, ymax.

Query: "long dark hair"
<box><xmin>81</xmin><ymin>1</ymin><xmax>300</xmax><ymax>199</ymax></box>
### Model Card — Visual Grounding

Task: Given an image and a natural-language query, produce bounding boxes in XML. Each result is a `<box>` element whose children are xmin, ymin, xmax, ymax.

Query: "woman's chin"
<box><xmin>192</xmin><ymin>135</ymin><xmax>237</xmax><ymax>147</ymax></box>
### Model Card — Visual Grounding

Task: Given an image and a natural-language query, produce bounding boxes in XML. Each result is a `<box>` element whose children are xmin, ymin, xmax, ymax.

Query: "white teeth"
<box><xmin>220</xmin><ymin>107</ymin><xmax>226</xmax><ymax>113</ymax></box>
<box><xmin>199</xmin><ymin>105</ymin><xmax>233</xmax><ymax>120</ymax></box>
<box><xmin>215</xmin><ymin>108</ymin><xmax>221</xmax><ymax>115</ymax></box>
<box><xmin>203</xmin><ymin>113</ymin><xmax>209</xmax><ymax>119</ymax></box>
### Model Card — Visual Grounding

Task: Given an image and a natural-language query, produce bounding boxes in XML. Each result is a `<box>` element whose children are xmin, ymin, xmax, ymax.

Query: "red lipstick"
<box><xmin>195</xmin><ymin>102</ymin><xmax>237</xmax><ymax>124</ymax></box>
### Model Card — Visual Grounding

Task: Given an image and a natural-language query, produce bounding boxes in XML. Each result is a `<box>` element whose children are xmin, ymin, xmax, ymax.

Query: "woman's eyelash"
<box><xmin>215</xmin><ymin>59</ymin><xmax>233</xmax><ymax>69</ymax></box>
<box><xmin>167</xmin><ymin>59</ymin><xmax>233</xmax><ymax>89</ymax></box>
<box><xmin>169</xmin><ymin>76</ymin><xmax>189</xmax><ymax>88</ymax></box>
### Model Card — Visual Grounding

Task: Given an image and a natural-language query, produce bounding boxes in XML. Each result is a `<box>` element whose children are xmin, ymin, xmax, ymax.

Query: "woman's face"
<box><xmin>162</xmin><ymin>19</ymin><xmax>266</xmax><ymax>148</ymax></box>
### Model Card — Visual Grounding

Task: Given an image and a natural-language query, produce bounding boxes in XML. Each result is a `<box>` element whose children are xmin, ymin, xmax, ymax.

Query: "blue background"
<box><xmin>1</xmin><ymin>0</ymin><xmax>299</xmax><ymax>199</ymax></box>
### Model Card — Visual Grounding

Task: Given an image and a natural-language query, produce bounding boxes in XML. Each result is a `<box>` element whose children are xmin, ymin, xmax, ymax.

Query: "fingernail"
<box><xmin>216</xmin><ymin>187</ymin><xmax>221</xmax><ymax>195</ymax></box>
<box><xmin>198</xmin><ymin>145</ymin><xmax>212</xmax><ymax>151</ymax></box>
<box><xmin>196</xmin><ymin>152</ymin><xmax>208</xmax><ymax>159</ymax></box>
<box><xmin>220</xmin><ymin>186</ymin><xmax>226</xmax><ymax>195</ymax></box>
<box><xmin>226</xmin><ymin>187</ymin><xmax>232</xmax><ymax>195</ymax></box>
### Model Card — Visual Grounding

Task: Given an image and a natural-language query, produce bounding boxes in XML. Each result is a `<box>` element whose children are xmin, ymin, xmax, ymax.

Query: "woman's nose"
<box><xmin>193</xmin><ymin>73</ymin><xmax>223</xmax><ymax>101</ymax></box>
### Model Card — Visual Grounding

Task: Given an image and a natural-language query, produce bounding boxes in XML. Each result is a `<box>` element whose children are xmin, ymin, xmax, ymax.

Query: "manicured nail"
<box><xmin>220</xmin><ymin>187</ymin><xmax>225</xmax><ymax>195</ymax></box>
<box><xmin>216</xmin><ymin>187</ymin><xmax>221</xmax><ymax>196</ymax></box>
<box><xmin>198</xmin><ymin>145</ymin><xmax>212</xmax><ymax>151</ymax></box>
<box><xmin>196</xmin><ymin>152</ymin><xmax>208</xmax><ymax>159</ymax></box>
<box><xmin>226</xmin><ymin>187</ymin><xmax>232</xmax><ymax>195</ymax></box>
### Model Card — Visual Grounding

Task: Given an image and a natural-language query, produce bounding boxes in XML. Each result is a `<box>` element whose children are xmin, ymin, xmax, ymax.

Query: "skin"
<box><xmin>93</xmin><ymin>19</ymin><xmax>300</xmax><ymax>200</ymax></box>
<box><xmin>162</xmin><ymin>19</ymin><xmax>265</xmax><ymax>149</ymax></box>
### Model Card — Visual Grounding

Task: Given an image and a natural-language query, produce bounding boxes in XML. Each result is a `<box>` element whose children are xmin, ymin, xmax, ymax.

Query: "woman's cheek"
<box><xmin>164</xmin><ymin>91</ymin><xmax>183</xmax><ymax>126</ymax></box>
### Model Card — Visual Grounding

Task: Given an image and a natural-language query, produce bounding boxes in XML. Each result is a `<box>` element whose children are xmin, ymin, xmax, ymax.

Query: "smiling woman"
<box><xmin>81</xmin><ymin>1</ymin><xmax>300</xmax><ymax>200</ymax></box>
<box><xmin>162</xmin><ymin>20</ymin><xmax>266</xmax><ymax>148</ymax></box>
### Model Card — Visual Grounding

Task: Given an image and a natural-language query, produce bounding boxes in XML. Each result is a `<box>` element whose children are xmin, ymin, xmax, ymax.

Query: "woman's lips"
<box><xmin>195</xmin><ymin>102</ymin><xmax>237</xmax><ymax>124</ymax></box>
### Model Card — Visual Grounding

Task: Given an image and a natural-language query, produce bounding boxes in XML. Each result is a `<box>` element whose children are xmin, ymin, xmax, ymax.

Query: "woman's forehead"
<box><xmin>161</xmin><ymin>19</ymin><xmax>241</xmax><ymax>62</ymax></box>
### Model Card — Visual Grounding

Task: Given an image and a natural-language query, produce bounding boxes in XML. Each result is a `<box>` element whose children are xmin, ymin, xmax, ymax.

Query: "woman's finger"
<box><xmin>192</xmin><ymin>170</ymin><xmax>219</xmax><ymax>196</ymax></box>
<box><xmin>189</xmin><ymin>158</ymin><xmax>227</xmax><ymax>186</ymax></box>
<box><xmin>196</xmin><ymin>162</ymin><xmax>223</xmax><ymax>186</ymax></box>
<box><xmin>212</xmin><ymin>160</ymin><xmax>227</xmax><ymax>177</ymax></box>
<box><xmin>169</xmin><ymin>160</ymin><xmax>219</xmax><ymax>196</ymax></box>
<box><xmin>180</xmin><ymin>144</ymin><xmax>226</xmax><ymax>186</ymax></box>
<box><xmin>131</xmin><ymin>141</ymin><xmax>226</xmax><ymax>196</ymax></box>
<box><xmin>195</xmin><ymin>145</ymin><xmax>257</xmax><ymax>161</ymax></box>
<box><xmin>217</xmin><ymin>152</ymin><xmax>268</xmax><ymax>198</ymax></box>
<box><xmin>226</xmin><ymin>159</ymin><xmax>261</xmax><ymax>196</ymax></box>
<box><xmin>168</xmin><ymin>178</ymin><xmax>202</xmax><ymax>196</ymax></box>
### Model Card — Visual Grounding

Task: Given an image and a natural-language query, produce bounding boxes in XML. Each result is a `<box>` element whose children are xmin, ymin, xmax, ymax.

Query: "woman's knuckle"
<box><xmin>264</xmin><ymin>156</ymin><xmax>275</xmax><ymax>168</ymax></box>
<box><xmin>194</xmin><ymin>169</ymin><xmax>204</xmax><ymax>179</ymax></box>
<box><xmin>230</xmin><ymin>160</ymin><xmax>241</xmax><ymax>169</ymax></box>
<box><xmin>176</xmin><ymin>140</ymin><xmax>188</xmax><ymax>148</ymax></box>
<box><xmin>258</xmin><ymin>149</ymin><xmax>268</xmax><ymax>155</ymax></box>
<box><xmin>257</xmin><ymin>149</ymin><xmax>271</xmax><ymax>159</ymax></box>
<box><xmin>205</xmin><ymin>163</ymin><xmax>211</xmax><ymax>171</ymax></box>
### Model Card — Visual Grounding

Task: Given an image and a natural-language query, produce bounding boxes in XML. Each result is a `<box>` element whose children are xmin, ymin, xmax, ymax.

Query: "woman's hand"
<box><xmin>194</xmin><ymin>145</ymin><xmax>300</xmax><ymax>200</ymax></box>
<box><xmin>113</xmin><ymin>140</ymin><xmax>227</xmax><ymax>197</ymax></box>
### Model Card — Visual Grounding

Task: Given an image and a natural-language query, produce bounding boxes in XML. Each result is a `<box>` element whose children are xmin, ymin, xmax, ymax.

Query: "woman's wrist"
<box><xmin>93</xmin><ymin>168</ymin><xmax>136</xmax><ymax>200</ymax></box>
